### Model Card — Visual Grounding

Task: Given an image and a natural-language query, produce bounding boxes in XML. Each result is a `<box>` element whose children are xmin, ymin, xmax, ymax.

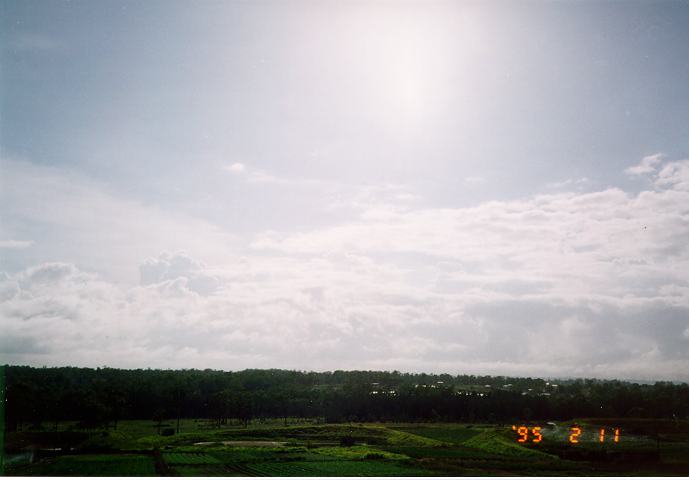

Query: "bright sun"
<box><xmin>343</xmin><ymin>4</ymin><xmax>463</xmax><ymax>131</ymax></box>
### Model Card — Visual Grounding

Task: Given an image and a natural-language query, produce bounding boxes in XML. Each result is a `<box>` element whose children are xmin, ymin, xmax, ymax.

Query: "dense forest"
<box><xmin>3</xmin><ymin>365</ymin><xmax>688</xmax><ymax>432</ymax></box>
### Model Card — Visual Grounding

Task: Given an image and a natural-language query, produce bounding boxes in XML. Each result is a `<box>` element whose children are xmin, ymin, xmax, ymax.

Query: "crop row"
<box><xmin>5</xmin><ymin>454</ymin><xmax>156</xmax><ymax>477</ymax></box>
<box><xmin>162</xmin><ymin>452</ymin><xmax>222</xmax><ymax>465</ymax></box>
<box><xmin>242</xmin><ymin>460</ymin><xmax>431</xmax><ymax>477</ymax></box>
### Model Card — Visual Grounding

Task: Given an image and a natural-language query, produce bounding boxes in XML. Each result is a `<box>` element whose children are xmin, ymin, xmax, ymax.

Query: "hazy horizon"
<box><xmin>2</xmin><ymin>0</ymin><xmax>689</xmax><ymax>381</ymax></box>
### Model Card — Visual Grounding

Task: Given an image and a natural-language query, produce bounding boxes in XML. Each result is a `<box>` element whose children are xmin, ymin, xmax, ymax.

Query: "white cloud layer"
<box><xmin>2</xmin><ymin>158</ymin><xmax>689</xmax><ymax>380</ymax></box>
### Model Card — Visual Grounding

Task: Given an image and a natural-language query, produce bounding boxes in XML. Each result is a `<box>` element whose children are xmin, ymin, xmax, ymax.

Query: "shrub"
<box><xmin>364</xmin><ymin>452</ymin><xmax>384</xmax><ymax>460</ymax></box>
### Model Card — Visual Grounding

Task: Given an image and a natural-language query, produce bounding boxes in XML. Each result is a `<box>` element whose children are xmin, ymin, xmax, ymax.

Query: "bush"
<box><xmin>340</xmin><ymin>435</ymin><xmax>355</xmax><ymax>447</ymax></box>
<box><xmin>364</xmin><ymin>453</ymin><xmax>384</xmax><ymax>460</ymax></box>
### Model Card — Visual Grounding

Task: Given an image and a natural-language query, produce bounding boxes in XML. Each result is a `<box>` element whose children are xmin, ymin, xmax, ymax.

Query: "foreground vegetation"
<box><xmin>4</xmin><ymin>418</ymin><xmax>689</xmax><ymax>476</ymax></box>
<box><xmin>2</xmin><ymin>365</ymin><xmax>688</xmax><ymax>475</ymax></box>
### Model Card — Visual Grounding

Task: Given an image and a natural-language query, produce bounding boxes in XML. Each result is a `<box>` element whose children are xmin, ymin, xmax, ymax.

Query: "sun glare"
<box><xmin>348</xmin><ymin>6</ymin><xmax>462</xmax><ymax>130</ymax></box>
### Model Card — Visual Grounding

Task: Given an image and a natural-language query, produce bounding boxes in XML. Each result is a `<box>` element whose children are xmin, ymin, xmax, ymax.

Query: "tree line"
<box><xmin>3</xmin><ymin>365</ymin><xmax>688</xmax><ymax>431</ymax></box>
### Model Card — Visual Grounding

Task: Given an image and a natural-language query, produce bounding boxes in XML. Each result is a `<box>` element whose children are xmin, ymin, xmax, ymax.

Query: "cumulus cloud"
<box><xmin>2</xmin><ymin>156</ymin><xmax>689</xmax><ymax>380</ymax></box>
<box><xmin>140</xmin><ymin>251</ymin><xmax>221</xmax><ymax>295</ymax></box>
<box><xmin>1</xmin><ymin>248</ymin><xmax>687</xmax><ymax>379</ymax></box>
<box><xmin>22</xmin><ymin>262</ymin><xmax>80</xmax><ymax>285</ymax></box>
<box><xmin>2</xmin><ymin>168</ymin><xmax>689</xmax><ymax>379</ymax></box>
<box><xmin>655</xmin><ymin>160</ymin><xmax>689</xmax><ymax>192</ymax></box>
<box><xmin>623</xmin><ymin>154</ymin><xmax>689</xmax><ymax>192</ymax></box>
<box><xmin>625</xmin><ymin>153</ymin><xmax>664</xmax><ymax>176</ymax></box>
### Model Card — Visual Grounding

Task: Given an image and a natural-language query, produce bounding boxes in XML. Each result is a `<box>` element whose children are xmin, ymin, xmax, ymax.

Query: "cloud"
<box><xmin>625</xmin><ymin>153</ymin><xmax>664</xmax><ymax>176</ymax></box>
<box><xmin>655</xmin><ymin>160</ymin><xmax>689</xmax><ymax>192</ymax></box>
<box><xmin>0</xmin><ymin>239</ymin><xmax>33</xmax><ymax>249</ymax></box>
<box><xmin>545</xmin><ymin>177</ymin><xmax>590</xmax><ymax>191</ymax></box>
<box><xmin>246</xmin><ymin>170</ymin><xmax>327</xmax><ymax>189</ymax></box>
<box><xmin>22</xmin><ymin>262</ymin><xmax>80</xmax><ymax>285</ymax></box>
<box><xmin>325</xmin><ymin>183</ymin><xmax>420</xmax><ymax>213</ymax></box>
<box><xmin>1</xmin><ymin>251</ymin><xmax>687</xmax><ymax>379</ymax></box>
<box><xmin>224</xmin><ymin>162</ymin><xmax>246</xmax><ymax>174</ymax></box>
<box><xmin>223</xmin><ymin>162</ymin><xmax>328</xmax><ymax>189</ymax></box>
<box><xmin>244</xmin><ymin>178</ymin><xmax>689</xmax><ymax>379</ymax></box>
<box><xmin>623</xmin><ymin>154</ymin><xmax>689</xmax><ymax>191</ymax></box>
<box><xmin>220</xmin><ymin>164</ymin><xmax>420</xmax><ymax>216</ymax></box>
<box><xmin>140</xmin><ymin>251</ymin><xmax>221</xmax><ymax>295</ymax></box>
<box><xmin>246</xmin><ymin>170</ymin><xmax>296</xmax><ymax>185</ymax></box>
<box><xmin>2</xmin><ymin>157</ymin><xmax>689</xmax><ymax>380</ymax></box>
<box><xmin>0</xmin><ymin>334</ymin><xmax>50</xmax><ymax>355</ymax></box>
<box><xmin>1</xmin><ymin>158</ymin><xmax>238</xmax><ymax>283</ymax></box>
<box><xmin>463</xmin><ymin>176</ymin><xmax>486</xmax><ymax>185</ymax></box>
<box><xmin>2</xmin><ymin>169</ymin><xmax>689</xmax><ymax>379</ymax></box>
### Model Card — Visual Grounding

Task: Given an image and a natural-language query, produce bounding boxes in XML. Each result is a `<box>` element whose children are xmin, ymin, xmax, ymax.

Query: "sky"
<box><xmin>1</xmin><ymin>0</ymin><xmax>689</xmax><ymax>381</ymax></box>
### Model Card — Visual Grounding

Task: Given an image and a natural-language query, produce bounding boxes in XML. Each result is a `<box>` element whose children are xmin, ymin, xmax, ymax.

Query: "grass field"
<box><xmin>382</xmin><ymin>445</ymin><xmax>500</xmax><ymax>459</ymax></box>
<box><xmin>241</xmin><ymin>459</ymin><xmax>435</xmax><ymax>476</ymax></box>
<box><xmin>4</xmin><ymin>419</ymin><xmax>689</xmax><ymax>476</ymax></box>
<box><xmin>389</xmin><ymin>424</ymin><xmax>482</xmax><ymax>444</ymax></box>
<box><xmin>4</xmin><ymin>454</ymin><xmax>156</xmax><ymax>476</ymax></box>
<box><xmin>162</xmin><ymin>451</ymin><xmax>223</xmax><ymax>465</ymax></box>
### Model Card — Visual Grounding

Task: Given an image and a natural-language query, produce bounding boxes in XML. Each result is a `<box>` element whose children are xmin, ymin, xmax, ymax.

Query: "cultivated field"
<box><xmin>4</xmin><ymin>418</ymin><xmax>689</xmax><ymax>476</ymax></box>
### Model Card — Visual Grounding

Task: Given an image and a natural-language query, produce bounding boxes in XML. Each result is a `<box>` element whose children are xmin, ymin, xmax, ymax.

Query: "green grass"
<box><xmin>381</xmin><ymin>445</ymin><xmax>501</xmax><ymax>460</ymax></box>
<box><xmin>173</xmin><ymin>464</ymin><xmax>246</xmax><ymax>476</ymax></box>
<box><xmin>389</xmin><ymin>425</ymin><xmax>482</xmax><ymax>445</ymax></box>
<box><xmin>312</xmin><ymin>445</ymin><xmax>409</xmax><ymax>460</ymax></box>
<box><xmin>7</xmin><ymin>420</ymin><xmax>689</xmax><ymax>476</ymax></box>
<box><xmin>4</xmin><ymin>454</ymin><xmax>156</xmax><ymax>476</ymax></box>
<box><xmin>162</xmin><ymin>451</ymin><xmax>222</xmax><ymax>465</ymax></box>
<box><xmin>139</xmin><ymin>423</ymin><xmax>394</xmax><ymax>449</ymax></box>
<box><xmin>380</xmin><ymin>427</ymin><xmax>447</xmax><ymax>447</ymax></box>
<box><xmin>208</xmin><ymin>446</ymin><xmax>318</xmax><ymax>462</ymax></box>
<box><xmin>242</xmin><ymin>459</ymin><xmax>435</xmax><ymax>476</ymax></box>
<box><xmin>250</xmin><ymin>424</ymin><xmax>390</xmax><ymax>444</ymax></box>
<box><xmin>463</xmin><ymin>430</ymin><xmax>557</xmax><ymax>459</ymax></box>
<box><xmin>10</xmin><ymin>418</ymin><xmax>323</xmax><ymax>451</ymax></box>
